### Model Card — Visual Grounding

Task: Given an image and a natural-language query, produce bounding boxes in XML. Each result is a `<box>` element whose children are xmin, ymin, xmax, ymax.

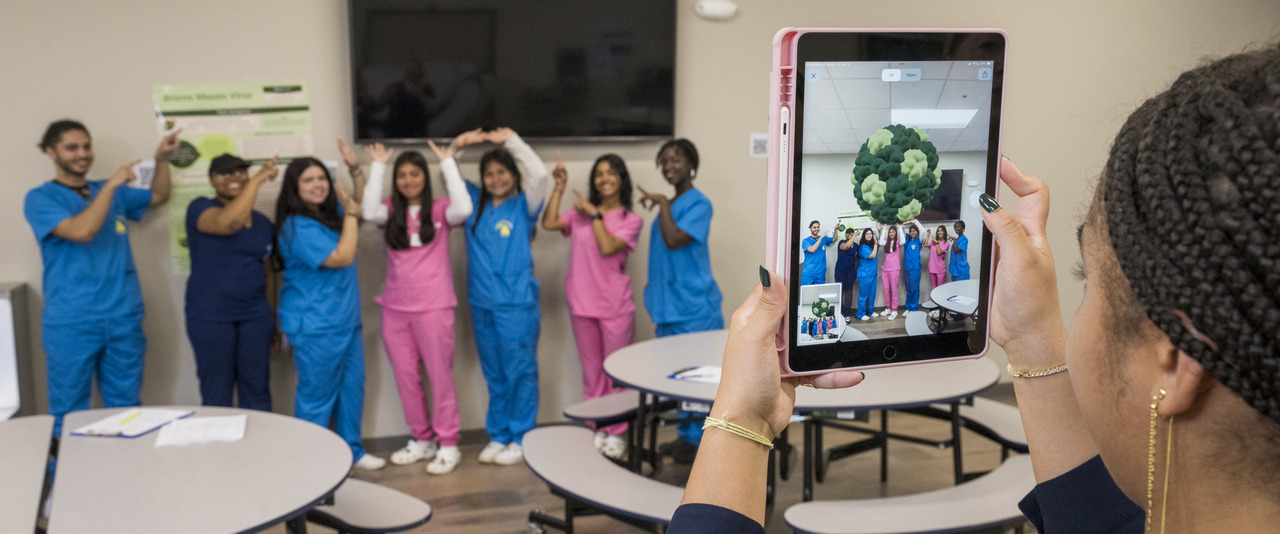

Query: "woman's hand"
<box><xmin>570</xmin><ymin>190</ymin><xmax>598</xmax><ymax>217</ymax></box>
<box><xmin>363</xmin><ymin>142</ymin><xmax>393</xmax><ymax>165</ymax></box>
<box><xmin>712</xmin><ymin>269</ymin><xmax>865</xmax><ymax>440</ymax></box>
<box><xmin>334</xmin><ymin>180</ymin><xmax>362</xmax><ymax>219</ymax></box>
<box><xmin>551</xmin><ymin>151</ymin><xmax>568</xmax><ymax>191</ymax></box>
<box><xmin>981</xmin><ymin>158</ymin><xmax>1067</xmax><ymax>364</ymax></box>
<box><xmin>252</xmin><ymin>156</ymin><xmax>279</xmax><ymax>183</ymax></box>
<box><xmin>635</xmin><ymin>185</ymin><xmax>669</xmax><ymax>212</ymax></box>
<box><xmin>450</xmin><ymin>128</ymin><xmax>487</xmax><ymax>151</ymax></box>
<box><xmin>427</xmin><ymin>139</ymin><xmax>454</xmax><ymax>162</ymax></box>
<box><xmin>485</xmin><ymin>127</ymin><xmax>515</xmax><ymax>144</ymax></box>
<box><xmin>337</xmin><ymin>139</ymin><xmax>360</xmax><ymax>169</ymax></box>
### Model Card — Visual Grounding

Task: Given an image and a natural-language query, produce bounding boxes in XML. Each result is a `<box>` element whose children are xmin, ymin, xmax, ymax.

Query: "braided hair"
<box><xmin>1101</xmin><ymin>43</ymin><xmax>1280</xmax><ymax>427</ymax></box>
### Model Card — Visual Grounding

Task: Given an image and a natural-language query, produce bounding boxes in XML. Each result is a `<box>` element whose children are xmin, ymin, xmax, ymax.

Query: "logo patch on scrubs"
<box><xmin>495</xmin><ymin>220</ymin><xmax>513</xmax><ymax>238</ymax></box>
<box><xmin>115</xmin><ymin>216</ymin><xmax>127</xmax><ymax>235</ymax></box>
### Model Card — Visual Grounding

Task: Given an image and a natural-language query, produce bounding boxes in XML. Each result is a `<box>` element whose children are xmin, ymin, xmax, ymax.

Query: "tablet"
<box><xmin>766</xmin><ymin>29</ymin><xmax>1007</xmax><ymax>375</ymax></box>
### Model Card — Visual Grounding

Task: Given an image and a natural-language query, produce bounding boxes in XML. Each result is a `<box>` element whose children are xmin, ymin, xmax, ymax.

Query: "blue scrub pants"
<box><xmin>43</xmin><ymin>313</ymin><xmax>145</xmax><ymax>436</ymax></box>
<box><xmin>292</xmin><ymin>327</ymin><xmax>367</xmax><ymax>462</ymax></box>
<box><xmin>655</xmin><ymin>313</ymin><xmax>724</xmax><ymax>445</ymax></box>
<box><xmin>835</xmin><ymin>269</ymin><xmax>857</xmax><ymax>318</ymax></box>
<box><xmin>950</xmin><ymin>266</ymin><xmax>970</xmax><ymax>281</ymax></box>
<box><xmin>471</xmin><ymin>304</ymin><xmax>540</xmax><ymax>445</ymax></box>
<box><xmin>904</xmin><ymin>268</ymin><xmax>922</xmax><ymax>311</ymax></box>
<box><xmin>857</xmin><ymin>274</ymin><xmax>878</xmax><ymax>318</ymax></box>
<box><xmin>801</xmin><ymin>270</ymin><xmax>825</xmax><ymax>285</ymax></box>
<box><xmin>186</xmin><ymin>312</ymin><xmax>274</xmax><ymax>411</ymax></box>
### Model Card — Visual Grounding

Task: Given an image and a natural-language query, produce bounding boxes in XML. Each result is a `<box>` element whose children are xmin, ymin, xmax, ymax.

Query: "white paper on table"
<box><xmin>154</xmin><ymin>414</ymin><xmax>247</xmax><ymax>447</ymax></box>
<box><xmin>946</xmin><ymin>295</ymin><xmax>977</xmax><ymax>307</ymax></box>
<box><xmin>71</xmin><ymin>408</ymin><xmax>193</xmax><ymax>437</ymax></box>
<box><xmin>668</xmin><ymin>365</ymin><xmax>721</xmax><ymax>385</ymax></box>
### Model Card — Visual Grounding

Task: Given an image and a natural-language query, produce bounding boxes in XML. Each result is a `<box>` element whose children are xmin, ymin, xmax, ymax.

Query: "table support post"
<box><xmin>951</xmin><ymin>400</ymin><xmax>964</xmax><ymax>484</ymax></box>
<box><xmin>802</xmin><ymin>419</ymin><xmax>814</xmax><ymax>502</ymax></box>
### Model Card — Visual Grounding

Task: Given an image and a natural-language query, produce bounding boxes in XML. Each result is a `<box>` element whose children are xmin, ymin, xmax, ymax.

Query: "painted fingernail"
<box><xmin>1001</xmin><ymin>153</ymin><xmax>1012</xmax><ymax>163</ymax></box>
<box><xmin>759</xmin><ymin>265</ymin><xmax>771</xmax><ymax>288</ymax></box>
<box><xmin>979</xmin><ymin>193</ymin><xmax>1000</xmax><ymax>213</ymax></box>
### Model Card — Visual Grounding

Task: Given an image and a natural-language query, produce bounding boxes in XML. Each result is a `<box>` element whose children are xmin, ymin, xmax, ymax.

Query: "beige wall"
<box><xmin>1</xmin><ymin>0</ymin><xmax>1276</xmax><ymax>438</ymax></box>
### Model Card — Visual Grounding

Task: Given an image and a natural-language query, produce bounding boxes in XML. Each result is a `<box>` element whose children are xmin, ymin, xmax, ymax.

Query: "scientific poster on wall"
<box><xmin>152</xmin><ymin>82</ymin><xmax>313</xmax><ymax>275</ymax></box>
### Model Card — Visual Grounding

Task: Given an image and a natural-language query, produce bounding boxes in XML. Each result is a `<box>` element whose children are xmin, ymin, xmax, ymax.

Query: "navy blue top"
<box><xmin>665</xmin><ymin>455</ymin><xmax>1142</xmax><ymax>534</ymax></box>
<box><xmin>185</xmin><ymin>197</ymin><xmax>273</xmax><ymax>321</ymax></box>
<box><xmin>833</xmin><ymin>241</ymin><xmax>859</xmax><ymax>277</ymax></box>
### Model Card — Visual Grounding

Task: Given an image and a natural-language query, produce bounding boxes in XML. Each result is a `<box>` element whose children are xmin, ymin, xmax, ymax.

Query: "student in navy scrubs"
<box><xmin>184</xmin><ymin>154</ymin><xmax>278</xmax><ymax>410</ymax></box>
<box><xmin>274</xmin><ymin>157</ymin><xmax>385</xmax><ymax>470</ymax></box>
<box><xmin>638</xmin><ymin>138</ymin><xmax>723</xmax><ymax>463</ymax></box>
<box><xmin>456</xmin><ymin>127</ymin><xmax>549</xmax><ymax>466</ymax></box>
<box><xmin>23</xmin><ymin>120</ymin><xmax>179</xmax><ymax>435</ymax></box>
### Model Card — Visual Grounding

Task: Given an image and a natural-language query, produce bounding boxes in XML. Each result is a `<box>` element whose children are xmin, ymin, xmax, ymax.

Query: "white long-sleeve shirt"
<box><xmin>361</xmin><ymin>157</ymin><xmax>473</xmax><ymax>246</ymax></box>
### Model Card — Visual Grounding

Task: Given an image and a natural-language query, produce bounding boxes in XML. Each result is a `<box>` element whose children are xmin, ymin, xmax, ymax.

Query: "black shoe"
<box><xmin>658</xmin><ymin>439</ymin><xmax>679</xmax><ymax>455</ymax></box>
<box><xmin>671</xmin><ymin>439</ymin><xmax>699</xmax><ymax>464</ymax></box>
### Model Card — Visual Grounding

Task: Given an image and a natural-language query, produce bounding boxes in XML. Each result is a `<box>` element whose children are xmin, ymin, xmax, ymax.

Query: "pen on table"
<box><xmin>120</xmin><ymin>411</ymin><xmax>141</xmax><ymax>424</ymax></box>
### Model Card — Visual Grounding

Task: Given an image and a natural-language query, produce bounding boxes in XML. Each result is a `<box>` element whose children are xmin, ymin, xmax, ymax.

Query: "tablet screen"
<box><xmin>787</xmin><ymin>32</ymin><xmax>1005</xmax><ymax>372</ymax></box>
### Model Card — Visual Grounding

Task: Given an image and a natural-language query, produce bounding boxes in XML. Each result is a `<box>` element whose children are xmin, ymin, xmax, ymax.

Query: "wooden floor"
<box><xmin>267</xmin><ymin>386</ymin><xmax>1032</xmax><ymax>534</ymax></box>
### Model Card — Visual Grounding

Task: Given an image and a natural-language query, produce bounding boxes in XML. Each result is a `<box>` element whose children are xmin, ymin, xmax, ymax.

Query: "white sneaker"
<box><xmin>871</xmin><ymin>311</ymin><xmax>880</xmax><ymax>317</ymax></box>
<box><xmin>889</xmin><ymin>311</ymin><xmax>899</xmax><ymax>320</ymax></box>
<box><xmin>494</xmin><ymin>443</ymin><xmax>524</xmax><ymax>465</ymax></box>
<box><xmin>353</xmin><ymin>453</ymin><xmax>387</xmax><ymax>471</ymax></box>
<box><xmin>426</xmin><ymin>446</ymin><xmax>461</xmax><ymax>475</ymax></box>
<box><xmin>600</xmin><ymin>436</ymin><xmax>628</xmax><ymax>460</ymax></box>
<box><xmin>860</xmin><ymin>315</ymin><xmax>870</xmax><ymax>321</ymax></box>
<box><xmin>478</xmin><ymin>441</ymin><xmax>506</xmax><ymax>464</ymax></box>
<box><xmin>390</xmin><ymin>439</ymin><xmax>438</xmax><ymax>465</ymax></box>
<box><xmin>593</xmin><ymin>431</ymin><xmax>607</xmax><ymax>451</ymax></box>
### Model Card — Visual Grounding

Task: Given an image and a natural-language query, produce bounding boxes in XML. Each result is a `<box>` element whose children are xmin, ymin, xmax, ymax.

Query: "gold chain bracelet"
<box><xmin>703</xmin><ymin>413</ymin><xmax>774</xmax><ymax>449</ymax></box>
<box><xmin>1007</xmin><ymin>362</ymin><xmax>1069</xmax><ymax>378</ymax></box>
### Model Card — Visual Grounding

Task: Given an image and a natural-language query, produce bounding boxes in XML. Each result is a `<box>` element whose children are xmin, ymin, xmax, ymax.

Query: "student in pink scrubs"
<box><xmin>541</xmin><ymin>153</ymin><xmax>643</xmax><ymax>460</ymax></box>
<box><xmin>926</xmin><ymin>224</ymin><xmax>952</xmax><ymax>290</ymax></box>
<box><xmin>877</xmin><ymin>223</ymin><xmax>906</xmax><ymax>320</ymax></box>
<box><xmin>352</xmin><ymin>138</ymin><xmax>473</xmax><ymax>475</ymax></box>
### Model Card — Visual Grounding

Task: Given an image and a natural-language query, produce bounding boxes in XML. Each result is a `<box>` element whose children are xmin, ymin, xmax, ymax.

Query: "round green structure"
<box><xmin>851</xmin><ymin>124</ymin><xmax>942</xmax><ymax>224</ymax></box>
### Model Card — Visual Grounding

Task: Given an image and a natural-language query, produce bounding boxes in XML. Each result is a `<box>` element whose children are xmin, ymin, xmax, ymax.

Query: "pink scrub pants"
<box><xmin>880</xmin><ymin>269</ymin><xmax>901</xmax><ymax>311</ymax></box>
<box><xmin>930</xmin><ymin>271</ymin><xmax>947</xmax><ymax>290</ymax></box>
<box><xmin>570</xmin><ymin>313</ymin><xmax>635</xmax><ymax>436</ymax></box>
<box><xmin>381</xmin><ymin>306</ymin><xmax>461</xmax><ymax>446</ymax></box>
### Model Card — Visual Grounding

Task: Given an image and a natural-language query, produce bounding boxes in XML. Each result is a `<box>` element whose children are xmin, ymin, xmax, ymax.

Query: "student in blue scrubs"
<box><xmin>949</xmin><ymin>220</ymin><xmax>971</xmax><ymax>281</ymax></box>
<box><xmin>833</xmin><ymin>228</ymin><xmax>860</xmax><ymax>321</ymax></box>
<box><xmin>273</xmin><ymin>157</ymin><xmax>385</xmax><ymax>470</ymax></box>
<box><xmin>456</xmin><ymin>127</ymin><xmax>549</xmax><ymax>466</ymax></box>
<box><xmin>23</xmin><ymin>120</ymin><xmax>179</xmax><ymax>435</ymax></box>
<box><xmin>902</xmin><ymin>220</ymin><xmax>925</xmax><ymax>312</ymax></box>
<box><xmin>856</xmin><ymin>228</ymin><xmax>879</xmax><ymax>320</ymax></box>
<box><xmin>638</xmin><ymin>138</ymin><xmax>724</xmax><ymax>463</ymax></box>
<box><xmin>800</xmin><ymin>220</ymin><xmax>835</xmax><ymax>285</ymax></box>
<box><xmin>185</xmin><ymin>154</ymin><xmax>278</xmax><ymax>410</ymax></box>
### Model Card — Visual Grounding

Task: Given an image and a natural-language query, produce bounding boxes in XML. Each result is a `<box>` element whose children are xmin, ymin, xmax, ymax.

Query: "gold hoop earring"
<box><xmin>1146</xmin><ymin>388</ymin><xmax>1174</xmax><ymax>534</ymax></box>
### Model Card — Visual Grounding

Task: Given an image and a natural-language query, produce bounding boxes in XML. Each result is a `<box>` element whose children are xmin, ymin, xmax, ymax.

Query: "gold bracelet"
<box><xmin>1007</xmin><ymin>362</ymin><xmax>1069</xmax><ymax>378</ymax></box>
<box><xmin>703</xmin><ymin>413</ymin><xmax>774</xmax><ymax>449</ymax></box>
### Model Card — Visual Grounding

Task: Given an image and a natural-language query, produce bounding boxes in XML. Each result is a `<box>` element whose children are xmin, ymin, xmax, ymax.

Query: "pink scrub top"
<box><xmin>928</xmin><ymin>240</ymin><xmax>950</xmax><ymax>275</ymax></box>
<box><xmin>561</xmin><ymin>207</ymin><xmax>643</xmax><ymax>318</ymax></box>
<box><xmin>376</xmin><ymin>197</ymin><xmax>458</xmax><ymax>312</ymax></box>
<box><xmin>881</xmin><ymin>244</ymin><xmax>902</xmax><ymax>272</ymax></box>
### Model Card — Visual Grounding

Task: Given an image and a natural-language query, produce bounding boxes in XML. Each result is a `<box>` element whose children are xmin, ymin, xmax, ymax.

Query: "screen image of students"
<box><xmin>354</xmin><ymin>140</ymin><xmax>473</xmax><ymax>475</ymax></box>
<box><xmin>902</xmin><ymin>220</ymin><xmax>925</xmax><ymax>312</ymax></box>
<box><xmin>799</xmin><ymin>220</ymin><xmax>835</xmax><ymax>285</ymax></box>
<box><xmin>833</xmin><ymin>227</ymin><xmax>859</xmax><ymax>322</ymax></box>
<box><xmin>542</xmin><ymin>152</ymin><xmax>644</xmax><ymax>461</ymax></box>
<box><xmin>184</xmin><ymin>153</ymin><xmax>278</xmax><ymax>412</ymax></box>
<box><xmin>855</xmin><ymin>228</ymin><xmax>879</xmax><ymax>321</ymax></box>
<box><xmin>274</xmin><ymin>157</ymin><xmax>386</xmax><ymax>471</ymax></box>
<box><xmin>637</xmin><ymin>138</ymin><xmax>723</xmax><ymax>464</ymax></box>
<box><xmin>927</xmin><ymin>225</ymin><xmax>952</xmax><ymax>290</ymax></box>
<box><xmin>457</xmin><ymin>127</ymin><xmax>549</xmax><ymax>466</ymax></box>
<box><xmin>24</xmin><ymin>120</ymin><xmax>178</xmax><ymax>435</ymax></box>
<box><xmin>877</xmin><ymin>223</ymin><xmax>906</xmax><ymax>320</ymax></box>
<box><xmin>949</xmin><ymin>220</ymin><xmax>970</xmax><ymax>281</ymax></box>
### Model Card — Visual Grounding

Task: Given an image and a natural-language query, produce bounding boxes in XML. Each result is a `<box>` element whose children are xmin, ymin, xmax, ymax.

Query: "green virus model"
<box><xmin>811</xmin><ymin>297</ymin><xmax>832</xmax><ymax>318</ymax></box>
<box><xmin>851</xmin><ymin>124</ymin><xmax>942</xmax><ymax>224</ymax></box>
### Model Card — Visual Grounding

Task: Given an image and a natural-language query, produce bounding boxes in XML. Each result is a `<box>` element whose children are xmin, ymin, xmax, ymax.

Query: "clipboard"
<box><xmin>70</xmin><ymin>408</ymin><xmax>195</xmax><ymax>438</ymax></box>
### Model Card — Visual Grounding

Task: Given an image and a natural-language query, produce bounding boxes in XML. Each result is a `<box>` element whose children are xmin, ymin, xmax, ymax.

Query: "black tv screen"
<box><xmin>349</xmin><ymin>0</ymin><xmax>676</xmax><ymax>142</ymax></box>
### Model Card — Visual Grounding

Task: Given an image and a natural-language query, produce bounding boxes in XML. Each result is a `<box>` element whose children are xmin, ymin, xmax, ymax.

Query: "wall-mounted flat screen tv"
<box><xmin>349</xmin><ymin>0</ymin><xmax>676</xmax><ymax>142</ymax></box>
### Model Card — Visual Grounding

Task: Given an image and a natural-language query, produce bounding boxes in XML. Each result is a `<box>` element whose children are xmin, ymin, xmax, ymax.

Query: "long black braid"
<box><xmin>1102</xmin><ymin>43</ymin><xmax>1280</xmax><ymax>426</ymax></box>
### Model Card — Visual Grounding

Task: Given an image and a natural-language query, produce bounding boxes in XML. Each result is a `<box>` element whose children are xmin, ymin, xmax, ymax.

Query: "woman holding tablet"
<box><xmin>357</xmin><ymin>141</ymin><xmax>473</xmax><ymax>475</ymax></box>
<box><xmin>542</xmin><ymin>152</ymin><xmax>643</xmax><ymax>460</ymax></box>
<box><xmin>667</xmin><ymin>44</ymin><xmax>1280</xmax><ymax>533</ymax></box>
<box><xmin>274</xmin><ymin>157</ymin><xmax>385</xmax><ymax>471</ymax></box>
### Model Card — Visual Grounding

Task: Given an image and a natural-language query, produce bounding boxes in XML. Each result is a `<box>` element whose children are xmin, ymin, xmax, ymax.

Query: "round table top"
<box><xmin>47</xmin><ymin>406</ymin><xmax>352</xmax><ymax>534</ymax></box>
<box><xmin>0</xmin><ymin>415</ymin><xmax>53</xmax><ymax>534</ymax></box>
<box><xmin>605</xmin><ymin>330</ymin><xmax>999</xmax><ymax>412</ymax></box>
<box><xmin>930</xmin><ymin>279</ymin><xmax>980</xmax><ymax>315</ymax></box>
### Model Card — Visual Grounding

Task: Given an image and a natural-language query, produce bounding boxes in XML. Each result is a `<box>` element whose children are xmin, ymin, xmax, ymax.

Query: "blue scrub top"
<box><xmin>277</xmin><ymin>214</ymin><xmax>360</xmax><ymax>335</ymax></box>
<box><xmin>644</xmin><ymin>187</ymin><xmax>723</xmax><ymax>324</ymax></box>
<box><xmin>857</xmin><ymin>243</ymin><xmax>878</xmax><ymax>279</ymax></box>
<box><xmin>24</xmin><ymin>181</ymin><xmax>151</xmax><ymax>325</ymax></box>
<box><xmin>463</xmin><ymin>181</ymin><xmax>541</xmax><ymax>308</ymax></box>
<box><xmin>185</xmin><ymin>197</ymin><xmax>273</xmax><ymax>321</ymax></box>
<box><xmin>950</xmin><ymin>235</ymin><xmax>970</xmax><ymax>276</ymax></box>
<box><xmin>904</xmin><ymin>237</ymin><xmax>923</xmax><ymax>271</ymax></box>
<box><xmin>801</xmin><ymin>236</ymin><xmax>834</xmax><ymax>279</ymax></box>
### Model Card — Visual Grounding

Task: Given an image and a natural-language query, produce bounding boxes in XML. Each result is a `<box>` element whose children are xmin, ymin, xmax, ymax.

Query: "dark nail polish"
<box><xmin>979</xmin><ymin>193</ymin><xmax>1000</xmax><ymax>213</ymax></box>
<box><xmin>759</xmin><ymin>265</ymin><xmax>771</xmax><ymax>288</ymax></box>
<box><xmin>1001</xmin><ymin>153</ymin><xmax>1012</xmax><ymax>163</ymax></box>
